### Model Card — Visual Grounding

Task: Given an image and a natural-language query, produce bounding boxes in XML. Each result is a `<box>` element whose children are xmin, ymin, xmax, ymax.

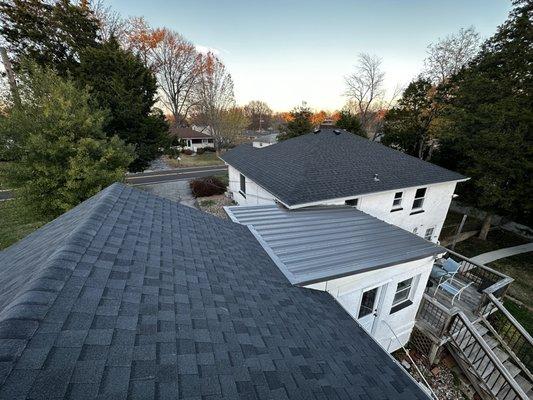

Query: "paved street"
<box><xmin>0</xmin><ymin>165</ymin><xmax>228</xmax><ymax>201</ymax></box>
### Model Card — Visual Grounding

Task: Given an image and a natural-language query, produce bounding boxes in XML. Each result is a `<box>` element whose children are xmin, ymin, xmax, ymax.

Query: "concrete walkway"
<box><xmin>470</xmin><ymin>242</ymin><xmax>533</xmax><ymax>264</ymax></box>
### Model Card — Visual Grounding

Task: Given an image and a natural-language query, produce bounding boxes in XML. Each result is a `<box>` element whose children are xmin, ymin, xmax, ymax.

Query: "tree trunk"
<box><xmin>0</xmin><ymin>47</ymin><xmax>21</xmax><ymax>107</ymax></box>
<box><xmin>478</xmin><ymin>213</ymin><xmax>493</xmax><ymax>240</ymax></box>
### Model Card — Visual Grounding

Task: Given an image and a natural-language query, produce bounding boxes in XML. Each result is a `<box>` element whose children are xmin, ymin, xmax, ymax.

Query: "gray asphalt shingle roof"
<box><xmin>225</xmin><ymin>204</ymin><xmax>444</xmax><ymax>286</ymax></box>
<box><xmin>0</xmin><ymin>183</ymin><xmax>430</xmax><ymax>400</ymax></box>
<box><xmin>220</xmin><ymin>129</ymin><xmax>466</xmax><ymax>207</ymax></box>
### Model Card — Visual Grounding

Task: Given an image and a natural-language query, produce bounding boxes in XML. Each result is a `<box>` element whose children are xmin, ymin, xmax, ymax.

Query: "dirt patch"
<box><xmin>197</xmin><ymin>194</ymin><xmax>235</xmax><ymax>219</ymax></box>
<box><xmin>394</xmin><ymin>349</ymin><xmax>470</xmax><ymax>400</ymax></box>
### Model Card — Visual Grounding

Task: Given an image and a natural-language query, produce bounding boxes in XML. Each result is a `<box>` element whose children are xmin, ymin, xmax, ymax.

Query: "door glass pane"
<box><xmin>358</xmin><ymin>287</ymin><xmax>378</xmax><ymax>319</ymax></box>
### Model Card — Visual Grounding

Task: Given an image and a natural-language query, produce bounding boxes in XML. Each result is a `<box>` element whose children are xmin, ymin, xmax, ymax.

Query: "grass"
<box><xmin>0</xmin><ymin>199</ymin><xmax>48</xmax><ymax>250</ymax></box>
<box><xmin>504</xmin><ymin>299</ymin><xmax>533</xmax><ymax>335</ymax></box>
<box><xmin>165</xmin><ymin>152</ymin><xmax>224</xmax><ymax>168</ymax></box>
<box><xmin>0</xmin><ymin>161</ymin><xmax>12</xmax><ymax>190</ymax></box>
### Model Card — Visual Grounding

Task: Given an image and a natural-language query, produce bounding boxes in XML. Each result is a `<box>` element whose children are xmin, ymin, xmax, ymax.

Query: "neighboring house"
<box><xmin>225</xmin><ymin>204</ymin><xmax>444</xmax><ymax>352</ymax></box>
<box><xmin>0</xmin><ymin>183</ymin><xmax>430</xmax><ymax>400</ymax></box>
<box><xmin>252</xmin><ymin>132</ymin><xmax>278</xmax><ymax>148</ymax></box>
<box><xmin>221</xmin><ymin>128</ymin><xmax>467</xmax><ymax>243</ymax></box>
<box><xmin>170</xmin><ymin>126</ymin><xmax>214</xmax><ymax>151</ymax></box>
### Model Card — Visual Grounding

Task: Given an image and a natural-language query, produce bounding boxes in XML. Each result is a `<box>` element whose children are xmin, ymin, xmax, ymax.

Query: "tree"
<box><xmin>218</xmin><ymin>107</ymin><xmax>249</xmax><ymax>148</ymax></box>
<box><xmin>150</xmin><ymin>29</ymin><xmax>202</xmax><ymax>127</ymax></box>
<box><xmin>344</xmin><ymin>53</ymin><xmax>385</xmax><ymax>138</ymax></box>
<box><xmin>381</xmin><ymin>78</ymin><xmax>439</xmax><ymax>160</ymax></box>
<box><xmin>124</xmin><ymin>17</ymin><xmax>165</xmax><ymax>67</ymax></box>
<box><xmin>310</xmin><ymin>110</ymin><xmax>327</xmax><ymax>126</ymax></box>
<box><xmin>335</xmin><ymin>109</ymin><xmax>365</xmax><ymax>137</ymax></box>
<box><xmin>77</xmin><ymin>38</ymin><xmax>168</xmax><ymax>172</ymax></box>
<box><xmin>277</xmin><ymin>103</ymin><xmax>313</xmax><ymax>141</ymax></box>
<box><xmin>0</xmin><ymin>0</ymin><xmax>99</xmax><ymax>74</ymax></box>
<box><xmin>434</xmin><ymin>0</ymin><xmax>533</xmax><ymax>236</ymax></box>
<box><xmin>424</xmin><ymin>27</ymin><xmax>481</xmax><ymax>85</ymax></box>
<box><xmin>0</xmin><ymin>65</ymin><xmax>133</xmax><ymax>218</ymax></box>
<box><xmin>244</xmin><ymin>100</ymin><xmax>272</xmax><ymax>131</ymax></box>
<box><xmin>194</xmin><ymin>53</ymin><xmax>236</xmax><ymax>150</ymax></box>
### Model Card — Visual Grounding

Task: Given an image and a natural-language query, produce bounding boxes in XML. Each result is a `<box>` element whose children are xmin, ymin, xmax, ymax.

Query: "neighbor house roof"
<box><xmin>0</xmin><ymin>183</ymin><xmax>429</xmax><ymax>400</ymax></box>
<box><xmin>220</xmin><ymin>129</ymin><xmax>467</xmax><ymax>207</ymax></box>
<box><xmin>225</xmin><ymin>204</ymin><xmax>444</xmax><ymax>286</ymax></box>
<box><xmin>170</xmin><ymin>126</ymin><xmax>213</xmax><ymax>139</ymax></box>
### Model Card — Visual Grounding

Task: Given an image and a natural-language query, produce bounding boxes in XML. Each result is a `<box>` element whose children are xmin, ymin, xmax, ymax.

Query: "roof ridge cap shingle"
<box><xmin>0</xmin><ymin>183</ymin><xmax>124</xmax><ymax>385</ymax></box>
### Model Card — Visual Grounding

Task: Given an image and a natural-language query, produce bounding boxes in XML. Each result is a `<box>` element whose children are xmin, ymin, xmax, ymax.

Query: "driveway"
<box><xmin>139</xmin><ymin>180</ymin><xmax>196</xmax><ymax>208</ymax></box>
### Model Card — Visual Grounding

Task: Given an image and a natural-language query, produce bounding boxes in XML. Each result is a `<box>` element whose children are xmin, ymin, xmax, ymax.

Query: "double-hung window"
<box><xmin>239</xmin><ymin>173</ymin><xmax>246</xmax><ymax>197</ymax></box>
<box><xmin>412</xmin><ymin>188</ymin><xmax>426</xmax><ymax>210</ymax></box>
<box><xmin>390</xmin><ymin>277</ymin><xmax>414</xmax><ymax>314</ymax></box>
<box><xmin>391</xmin><ymin>192</ymin><xmax>403</xmax><ymax>210</ymax></box>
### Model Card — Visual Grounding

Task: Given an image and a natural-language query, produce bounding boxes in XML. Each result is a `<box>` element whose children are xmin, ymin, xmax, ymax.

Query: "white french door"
<box><xmin>357</xmin><ymin>285</ymin><xmax>382</xmax><ymax>334</ymax></box>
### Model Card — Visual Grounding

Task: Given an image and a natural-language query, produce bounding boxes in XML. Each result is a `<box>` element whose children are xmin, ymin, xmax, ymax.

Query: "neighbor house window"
<box><xmin>239</xmin><ymin>173</ymin><xmax>246</xmax><ymax>197</ymax></box>
<box><xmin>345</xmin><ymin>198</ymin><xmax>358</xmax><ymax>207</ymax></box>
<box><xmin>424</xmin><ymin>227</ymin><xmax>434</xmax><ymax>240</ymax></box>
<box><xmin>412</xmin><ymin>188</ymin><xmax>426</xmax><ymax>210</ymax></box>
<box><xmin>392</xmin><ymin>192</ymin><xmax>403</xmax><ymax>210</ymax></box>
<box><xmin>392</xmin><ymin>278</ymin><xmax>413</xmax><ymax>306</ymax></box>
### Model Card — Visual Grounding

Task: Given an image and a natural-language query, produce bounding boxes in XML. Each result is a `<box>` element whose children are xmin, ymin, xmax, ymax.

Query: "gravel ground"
<box><xmin>394</xmin><ymin>350</ymin><xmax>470</xmax><ymax>400</ymax></box>
<box><xmin>197</xmin><ymin>194</ymin><xmax>235</xmax><ymax>219</ymax></box>
<box><xmin>145</xmin><ymin>157</ymin><xmax>173</xmax><ymax>172</ymax></box>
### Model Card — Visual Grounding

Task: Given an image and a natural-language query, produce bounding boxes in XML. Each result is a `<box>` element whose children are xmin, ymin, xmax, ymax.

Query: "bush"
<box><xmin>203</xmin><ymin>146</ymin><xmax>216</xmax><ymax>152</ymax></box>
<box><xmin>196</xmin><ymin>147</ymin><xmax>206</xmax><ymax>155</ymax></box>
<box><xmin>189</xmin><ymin>176</ymin><xmax>227</xmax><ymax>198</ymax></box>
<box><xmin>182</xmin><ymin>149</ymin><xmax>194</xmax><ymax>155</ymax></box>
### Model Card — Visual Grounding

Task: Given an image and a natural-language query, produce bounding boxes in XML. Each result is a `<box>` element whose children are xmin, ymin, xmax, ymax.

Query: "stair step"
<box><xmin>474</xmin><ymin>322</ymin><xmax>488</xmax><ymax>337</ymax></box>
<box><xmin>483</xmin><ymin>335</ymin><xmax>500</xmax><ymax>350</ymax></box>
<box><xmin>503</xmin><ymin>361</ymin><xmax>522</xmax><ymax>379</ymax></box>
<box><xmin>515</xmin><ymin>375</ymin><xmax>533</xmax><ymax>396</ymax></box>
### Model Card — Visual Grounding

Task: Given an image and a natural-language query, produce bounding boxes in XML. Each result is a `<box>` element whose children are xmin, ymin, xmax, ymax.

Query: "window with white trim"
<box><xmin>239</xmin><ymin>173</ymin><xmax>246</xmax><ymax>197</ymax></box>
<box><xmin>412</xmin><ymin>188</ymin><xmax>426</xmax><ymax>210</ymax></box>
<box><xmin>392</xmin><ymin>278</ymin><xmax>413</xmax><ymax>306</ymax></box>
<box><xmin>392</xmin><ymin>192</ymin><xmax>403</xmax><ymax>209</ymax></box>
<box><xmin>424</xmin><ymin>227</ymin><xmax>434</xmax><ymax>240</ymax></box>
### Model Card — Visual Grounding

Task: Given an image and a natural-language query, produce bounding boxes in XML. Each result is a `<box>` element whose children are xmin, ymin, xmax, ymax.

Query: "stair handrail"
<box><xmin>448</xmin><ymin>311</ymin><xmax>529</xmax><ymax>400</ymax></box>
<box><xmin>482</xmin><ymin>293</ymin><xmax>533</xmax><ymax>381</ymax></box>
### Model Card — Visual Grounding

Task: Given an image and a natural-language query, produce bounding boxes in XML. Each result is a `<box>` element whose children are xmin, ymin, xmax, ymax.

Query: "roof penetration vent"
<box><xmin>314</xmin><ymin>128</ymin><xmax>321</xmax><ymax>134</ymax></box>
<box><xmin>333</xmin><ymin>129</ymin><xmax>342</xmax><ymax>135</ymax></box>
<box><xmin>374</xmin><ymin>174</ymin><xmax>380</xmax><ymax>182</ymax></box>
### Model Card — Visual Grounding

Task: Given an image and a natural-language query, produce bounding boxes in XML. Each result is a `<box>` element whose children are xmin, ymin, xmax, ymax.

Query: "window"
<box><xmin>392</xmin><ymin>278</ymin><xmax>413</xmax><ymax>306</ymax></box>
<box><xmin>424</xmin><ymin>228</ymin><xmax>434</xmax><ymax>240</ymax></box>
<box><xmin>392</xmin><ymin>192</ymin><xmax>403</xmax><ymax>209</ymax></box>
<box><xmin>239</xmin><ymin>173</ymin><xmax>246</xmax><ymax>197</ymax></box>
<box><xmin>412</xmin><ymin>188</ymin><xmax>426</xmax><ymax>210</ymax></box>
<box><xmin>345</xmin><ymin>198</ymin><xmax>358</xmax><ymax>207</ymax></box>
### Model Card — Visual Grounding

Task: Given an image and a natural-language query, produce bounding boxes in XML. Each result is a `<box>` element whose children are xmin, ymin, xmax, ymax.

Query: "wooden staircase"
<box><xmin>447</xmin><ymin>298</ymin><xmax>532</xmax><ymax>400</ymax></box>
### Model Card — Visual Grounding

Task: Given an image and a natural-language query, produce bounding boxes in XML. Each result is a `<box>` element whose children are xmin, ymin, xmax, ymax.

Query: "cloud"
<box><xmin>195</xmin><ymin>45</ymin><xmax>220</xmax><ymax>55</ymax></box>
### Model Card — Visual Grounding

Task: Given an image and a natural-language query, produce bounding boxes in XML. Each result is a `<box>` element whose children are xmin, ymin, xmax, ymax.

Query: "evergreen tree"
<box><xmin>435</xmin><ymin>0</ymin><xmax>533</xmax><ymax>233</ymax></box>
<box><xmin>77</xmin><ymin>38</ymin><xmax>168</xmax><ymax>171</ymax></box>
<box><xmin>0</xmin><ymin>65</ymin><xmax>134</xmax><ymax>218</ymax></box>
<box><xmin>0</xmin><ymin>0</ymin><xmax>99</xmax><ymax>74</ymax></box>
<box><xmin>335</xmin><ymin>110</ymin><xmax>365</xmax><ymax>137</ymax></box>
<box><xmin>278</xmin><ymin>104</ymin><xmax>313</xmax><ymax>141</ymax></box>
<box><xmin>381</xmin><ymin>78</ymin><xmax>438</xmax><ymax>160</ymax></box>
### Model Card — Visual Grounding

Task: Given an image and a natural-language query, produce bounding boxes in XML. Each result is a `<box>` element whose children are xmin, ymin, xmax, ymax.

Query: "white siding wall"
<box><xmin>318</xmin><ymin>182</ymin><xmax>458</xmax><ymax>242</ymax></box>
<box><xmin>306</xmin><ymin>256</ymin><xmax>436</xmax><ymax>352</ymax></box>
<box><xmin>227</xmin><ymin>163</ymin><xmax>457</xmax><ymax>243</ymax></box>
<box><xmin>227</xmin><ymin>165</ymin><xmax>276</xmax><ymax>206</ymax></box>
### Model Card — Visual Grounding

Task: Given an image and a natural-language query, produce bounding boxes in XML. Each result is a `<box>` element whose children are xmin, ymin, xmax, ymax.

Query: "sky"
<box><xmin>108</xmin><ymin>0</ymin><xmax>512</xmax><ymax>111</ymax></box>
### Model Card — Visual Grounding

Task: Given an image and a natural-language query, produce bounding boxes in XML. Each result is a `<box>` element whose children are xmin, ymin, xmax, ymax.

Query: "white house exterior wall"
<box><xmin>305</xmin><ymin>256</ymin><xmax>436</xmax><ymax>353</ymax></box>
<box><xmin>317</xmin><ymin>182</ymin><xmax>458</xmax><ymax>243</ymax></box>
<box><xmin>227</xmin><ymin>165</ymin><xmax>277</xmax><ymax>206</ymax></box>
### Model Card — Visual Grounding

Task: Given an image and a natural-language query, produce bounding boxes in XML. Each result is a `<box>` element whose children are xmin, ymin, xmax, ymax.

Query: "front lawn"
<box><xmin>164</xmin><ymin>153</ymin><xmax>224</xmax><ymax>168</ymax></box>
<box><xmin>0</xmin><ymin>162</ymin><xmax>12</xmax><ymax>190</ymax></box>
<box><xmin>0</xmin><ymin>200</ymin><xmax>48</xmax><ymax>250</ymax></box>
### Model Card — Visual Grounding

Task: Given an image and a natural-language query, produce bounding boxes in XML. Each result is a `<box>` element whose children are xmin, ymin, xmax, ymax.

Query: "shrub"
<box><xmin>203</xmin><ymin>146</ymin><xmax>216</xmax><ymax>152</ymax></box>
<box><xmin>189</xmin><ymin>176</ymin><xmax>227</xmax><ymax>198</ymax></box>
<box><xmin>196</xmin><ymin>147</ymin><xmax>206</xmax><ymax>155</ymax></box>
<box><xmin>182</xmin><ymin>149</ymin><xmax>194</xmax><ymax>155</ymax></box>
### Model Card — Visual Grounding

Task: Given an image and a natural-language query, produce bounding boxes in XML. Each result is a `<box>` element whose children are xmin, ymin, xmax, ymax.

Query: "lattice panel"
<box><xmin>409</xmin><ymin>327</ymin><xmax>433</xmax><ymax>356</ymax></box>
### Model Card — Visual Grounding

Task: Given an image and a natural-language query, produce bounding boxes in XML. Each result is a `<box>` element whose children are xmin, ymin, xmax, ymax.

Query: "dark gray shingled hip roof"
<box><xmin>220</xmin><ymin>129</ymin><xmax>467</xmax><ymax>207</ymax></box>
<box><xmin>0</xmin><ymin>183</ymin><xmax>430</xmax><ymax>400</ymax></box>
<box><xmin>225</xmin><ymin>204</ymin><xmax>444</xmax><ymax>286</ymax></box>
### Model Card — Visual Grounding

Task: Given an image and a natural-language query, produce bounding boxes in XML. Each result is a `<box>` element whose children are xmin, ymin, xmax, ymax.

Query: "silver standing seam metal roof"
<box><xmin>225</xmin><ymin>204</ymin><xmax>444</xmax><ymax>286</ymax></box>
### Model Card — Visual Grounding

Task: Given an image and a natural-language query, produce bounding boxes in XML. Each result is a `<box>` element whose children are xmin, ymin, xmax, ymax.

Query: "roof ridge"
<box><xmin>0</xmin><ymin>183</ymin><xmax>124</xmax><ymax>384</ymax></box>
